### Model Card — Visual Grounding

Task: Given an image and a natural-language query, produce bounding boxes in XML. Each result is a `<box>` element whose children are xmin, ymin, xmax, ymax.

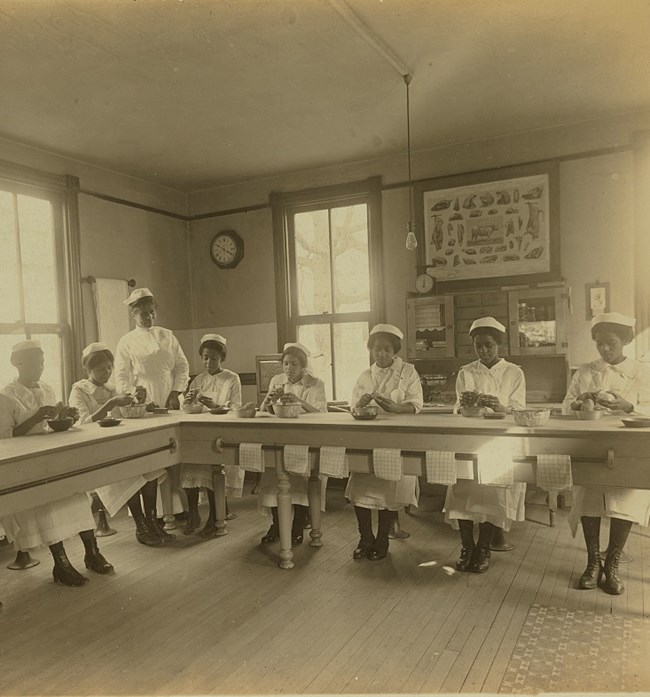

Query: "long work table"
<box><xmin>1</xmin><ymin>410</ymin><xmax>647</xmax><ymax>569</ymax></box>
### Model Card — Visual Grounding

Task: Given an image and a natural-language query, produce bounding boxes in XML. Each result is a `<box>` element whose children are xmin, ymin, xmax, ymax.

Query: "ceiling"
<box><xmin>1</xmin><ymin>0</ymin><xmax>649</xmax><ymax>191</ymax></box>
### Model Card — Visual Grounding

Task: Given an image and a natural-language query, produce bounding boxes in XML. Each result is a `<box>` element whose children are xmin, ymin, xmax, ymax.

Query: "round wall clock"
<box><xmin>210</xmin><ymin>229</ymin><xmax>244</xmax><ymax>269</ymax></box>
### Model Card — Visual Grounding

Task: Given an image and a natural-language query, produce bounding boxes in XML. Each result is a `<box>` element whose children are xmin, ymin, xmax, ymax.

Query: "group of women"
<box><xmin>1</xmin><ymin>284</ymin><xmax>649</xmax><ymax>599</ymax></box>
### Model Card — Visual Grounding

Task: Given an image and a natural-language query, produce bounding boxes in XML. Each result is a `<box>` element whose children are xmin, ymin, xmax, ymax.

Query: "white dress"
<box><xmin>180</xmin><ymin>370</ymin><xmax>245</xmax><ymax>497</ymax></box>
<box><xmin>0</xmin><ymin>381</ymin><xmax>96</xmax><ymax>550</ymax></box>
<box><xmin>345</xmin><ymin>358</ymin><xmax>424</xmax><ymax>511</ymax></box>
<box><xmin>68</xmin><ymin>379</ymin><xmax>166</xmax><ymax>516</ymax></box>
<box><xmin>114</xmin><ymin>326</ymin><xmax>190</xmax><ymax>407</ymax></box>
<box><xmin>259</xmin><ymin>372</ymin><xmax>327</xmax><ymax>511</ymax></box>
<box><xmin>562</xmin><ymin>357</ymin><xmax>650</xmax><ymax>534</ymax></box>
<box><xmin>444</xmin><ymin>359</ymin><xmax>527</xmax><ymax>530</ymax></box>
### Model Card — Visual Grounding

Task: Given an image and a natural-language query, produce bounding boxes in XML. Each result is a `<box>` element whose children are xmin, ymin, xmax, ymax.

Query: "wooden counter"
<box><xmin>1</xmin><ymin>410</ymin><xmax>648</xmax><ymax>569</ymax></box>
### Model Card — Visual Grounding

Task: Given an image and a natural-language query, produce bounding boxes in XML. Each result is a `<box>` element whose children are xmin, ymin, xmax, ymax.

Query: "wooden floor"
<box><xmin>1</xmin><ymin>489</ymin><xmax>650</xmax><ymax>695</ymax></box>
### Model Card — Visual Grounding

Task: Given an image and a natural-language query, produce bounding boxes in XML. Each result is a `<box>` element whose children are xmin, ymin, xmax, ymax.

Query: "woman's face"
<box><xmin>371</xmin><ymin>337</ymin><xmax>396</xmax><ymax>369</ymax></box>
<box><xmin>283</xmin><ymin>353</ymin><xmax>304</xmax><ymax>382</ymax></box>
<box><xmin>14</xmin><ymin>349</ymin><xmax>44</xmax><ymax>384</ymax></box>
<box><xmin>594</xmin><ymin>331</ymin><xmax>626</xmax><ymax>365</ymax></box>
<box><xmin>89</xmin><ymin>358</ymin><xmax>113</xmax><ymax>386</ymax></box>
<box><xmin>132</xmin><ymin>300</ymin><xmax>156</xmax><ymax>329</ymax></box>
<box><xmin>473</xmin><ymin>332</ymin><xmax>500</xmax><ymax>367</ymax></box>
<box><xmin>201</xmin><ymin>348</ymin><xmax>222</xmax><ymax>375</ymax></box>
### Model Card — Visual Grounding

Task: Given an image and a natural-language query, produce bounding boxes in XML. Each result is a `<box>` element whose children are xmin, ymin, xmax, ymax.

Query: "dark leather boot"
<box><xmin>353</xmin><ymin>506</ymin><xmax>375</xmax><ymax>559</ymax></box>
<box><xmin>128</xmin><ymin>498</ymin><xmax>163</xmax><ymax>547</ymax></box>
<box><xmin>600</xmin><ymin>517</ymin><xmax>632</xmax><ymax>595</ymax></box>
<box><xmin>456</xmin><ymin>519</ymin><xmax>475</xmax><ymax>571</ymax></box>
<box><xmin>292</xmin><ymin>505</ymin><xmax>308</xmax><ymax>546</ymax></box>
<box><xmin>368</xmin><ymin>509</ymin><xmax>391</xmax><ymax>561</ymax></box>
<box><xmin>146</xmin><ymin>508</ymin><xmax>176</xmax><ymax>542</ymax></box>
<box><xmin>261</xmin><ymin>506</ymin><xmax>280</xmax><ymax>544</ymax></box>
<box><xmin>50</xmin><ymin>542</ymin><xmax>88</xmax><ymax>587</ymax></box>
<box><xmin>469</xmin><ymin>522</ymin><xmax>494</xmax><ymax>573</ymax></box>
<box><xmin>79</xmin><ymin>530</ymin><xmax>114</xmax><ymax>574</ymax></box>
<box><xmin>577</xmin><ymin>516</ymin><xmax>603</xmax><ymax>589</ymax></box>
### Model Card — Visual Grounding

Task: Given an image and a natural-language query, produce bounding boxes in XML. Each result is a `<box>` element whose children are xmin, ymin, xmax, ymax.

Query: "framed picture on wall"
<box><xmin>414</xmin><ymin>160</ymin><xmax>560</xmax><ymax>289</ymax></box>
<box><xmin>255</xmin><ymin>354</ymin><xmax>283</xmax><ymax>403</ymax></box>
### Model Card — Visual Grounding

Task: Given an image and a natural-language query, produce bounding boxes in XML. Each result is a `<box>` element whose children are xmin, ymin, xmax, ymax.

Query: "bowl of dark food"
<box><xmin>210</xmin><ymin>406</ymin><xmax>230</xmax><ymax>415</ymax></box>
<box><xmin>483</xmin><ymin>411</ymin><xmax>506</xmax><ymax>420</ymax></box>
<box><xmin>621</xmin><ymin>416</ymin><xmax>650</xmax><ymax>428</ymax></box>
<box><xmin>98</xmin><ymin>418</ymin><xmax>121</xmax><ymax>428</ymax></box>
<box><xmin>351</xmin><ymin>405</ymin><xmax>379</xmax><ymax>421</ymax></box>
<box><xmin>47</xmin><ymin>417</ymin><xmax>74</xmax><ymax>432</ymax></box>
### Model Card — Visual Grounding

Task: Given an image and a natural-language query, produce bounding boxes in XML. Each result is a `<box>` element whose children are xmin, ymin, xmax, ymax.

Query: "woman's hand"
<box><xmin>197</xmin><ymin>394</ymin><xmax>216</xmax><ymax>409</ymax></box>
<box><xmin>602</xmin><ymin>391</ymin><xmax>634</xmax><ymax>413</ymax></box>
<box><xmin>166</xmin><ymin>391</ymin><xmax>181</xmax><ymax>410</ymax></box>
<box><xmin>111</xmin><ymin>393</ymin><xmax>135</xmax><ymax>408</ymax></box>
<box><xmin>478</xmin><ymin>393</ymin><xmax>506</xmax><ymax>413</ymax></box>
<box><xmin>372</xmin><ymin>393</ymin><xmax>415</xmax><ymax>414</ymax></box>
<box><xmin>356</xmin><ymin>393</ymin><xmax>374</xmax><ymax>408</ymax></box>
<box><xmin>35</xmin><ymin>405</ymin><xmax>58</xmax><ymax>422</ymax></box>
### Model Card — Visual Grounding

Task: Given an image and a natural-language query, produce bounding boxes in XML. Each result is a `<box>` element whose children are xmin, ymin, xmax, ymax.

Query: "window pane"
<box><xmin>17</xmin><ymin>195</ymin><xmax>59</xmax><ymax>324</ymax></box>
<box><xmin>0</xmin><ymin>334</ymin><xmax>26</xmax><ymax>391</ymax></box>
<box><xmin>297</xmin><ymin>324</ymin><xmax>333</xmax><ymax>400</ymax></box>
<box><xmin>331</xmin><ymin>204</ymin><xmax>370</xmax><ymax>313</ymax></box>
<box><xmin>294</xmin><ymin>209</ymin><xmax>332</xmax><ymax>316</ymax></box>
<box><xmin>0</xmin><ymin>193</ymin><xmax>21</xmax><ymax>323</ymax></box>
<box><xmin>32</xmin><ymin>333</ymin><xmax>63</xmax><ymax>402</ymax></box>
<box><xmin>333</xmin><ymin>322</ymin><xmax>369</xmax><ymax>401</ymax></box>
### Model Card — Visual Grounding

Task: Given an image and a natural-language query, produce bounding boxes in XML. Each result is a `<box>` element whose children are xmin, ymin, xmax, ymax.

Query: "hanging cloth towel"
<box><xmin>373</xmin><ymin>448</ymin><xmax>403</xmax><ymax>481</ymax></box>
<box><xmin>239</xmin><ymin>443</ymin><xmax>264</xmax><ymax>472</ymax></box>
<box><xmin>284</xmin><ymin>444</ymin><xmax>310</xmax><ymax>476</ymax></box>
<box><xmin>535</xmin><ymin>454</ymin><xmax>573</xmax><ymax>492</ymax></box>
<box><xmin>319</xmin><ymin>446</ymin><xmax>348</xmax><ymax>478</ymax></box>
<box><xmin>425</xmin><ymin>450</ymin><xmax>457</xmax><ymax>486</ymax></box>
<box><xmin>477</xmin><ymin>445</ymin><xmax>514</xmax><ymax>487</ymax></box>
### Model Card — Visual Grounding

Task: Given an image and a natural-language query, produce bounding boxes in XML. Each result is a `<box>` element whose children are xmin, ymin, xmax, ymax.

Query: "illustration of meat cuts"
<box><xmin>496</xmin><ymin>191</ymin><xmax>511</xmax><ymax>205</ymax></box>
<box><xmin>462</xmin><ymin>194</ymin><xmax>477</xmax><ymax>209</ymax></box>
<box><xmin>431</xmin><ymin>199</ymin><xmax>452</xmax><ymax>211</ymax></box>
<box><xmin>525</xmin><ymin>202</ymin><xmax>544</xmax><ymax>239</ymax></box>
<box><xmin>457</xmin><ymin>223</ymin><xmax>465</xmax><ymax>246</ymax></box>
<box><xmin>453</xmin><ymin>197</ymin><xmax>460</xmax><ymax>211</ymax></box>
<box><xmin>522</xmin><ymin>186</ymin><xmax>543</xmax><ymax>200</ymax></box>
<box><xmin>470</xmin><ymin>223</ymin><xmax>500</xmax><ymax>244</ymax></box>
<box><xmin>506</xmin><ymin>219</ymin><xmax>515</xmax><ymax>236</ymax></box>
<box><xmin>479</xmin><ymin>192</ymin><xmax>494</xmax><ymax>207</ymax></box>
<box><xmin>432</xmin><ymin>215</ymin><xmax>444</xmax><ymax>251</ymax></box>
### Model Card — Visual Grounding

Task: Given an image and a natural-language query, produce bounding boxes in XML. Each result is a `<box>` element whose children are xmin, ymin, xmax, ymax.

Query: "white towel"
<box><xmin>425</xmin><ymin>451</ymin><xmax>457</xmax><ymax>485</ymax></box>
<box><xmin>284</xmin><ymin>444</ymin><xmax>310</xmax><ymax>476</ymax></box>
<box><xmin>477</xmin><ymin>443</ymin><xmax>514</xmax><ymax>487</ymax></box>
<box><xmin>373</xmin><ymin>448</ymin><xmax>402</xmax><ymax>481</ymax></box>
<box><xmin>93</xmin><ymin>278</ymin><xmax>131</xmax><ymax>352</ymax></box>
<box><xmin>319</xmin><ymin>446</ymin><xmax>348</xmax><ymax>478</ymax></box>
<box><xmin>239</xmin><ymin>443</ymin><xmax>264</xmax><ymax>472</ymax></box>
<box><xmin>536</xmin><ymin>454</ymin><xmax>572</xmax><ymax>491</ymax></box>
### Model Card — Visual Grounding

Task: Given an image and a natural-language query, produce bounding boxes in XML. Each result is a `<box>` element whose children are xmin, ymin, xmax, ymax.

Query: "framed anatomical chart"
<box><xmin>414</xmin><ymin>161</ymin><xmax>560</xmax><ymax>289</ymax></box>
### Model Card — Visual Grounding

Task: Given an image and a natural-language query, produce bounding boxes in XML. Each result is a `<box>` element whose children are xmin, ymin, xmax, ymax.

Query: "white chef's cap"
<box><xmin>283</xmin><ymin>342</ymin><xmax>311</xmax><ymax>358</ymax></box>
<box><xmin>200</xmin><ymin>333</ymin><xmax>227</xmax><ymax>347</ymax></box>
<box><xmin>124</xmin><ymin>287</ymin><xmax>154</xmax><ymax>306</ymax></box>
<box><xmin>591</xmin><ymin>312</ymin><xmax>636</xmax><ymax>329</ymax></box>
<box><xmin>469</xmin><ymin>317</ymin><xmax>506</xmax><ymax>335</ymax></box>
<box><xmin>369</xmin><ymin>324</ymin><xmax>404</xmax><ymax>340</ymax></box>
<box><xmin>82</xmin><ymin>342</ymin><xmax>112</xmax><ymax>359</ymax></box>
<box><xmin>11</xmin><ymin>339</ymin><xmax>42</xmax><ymax>355</ymax></box>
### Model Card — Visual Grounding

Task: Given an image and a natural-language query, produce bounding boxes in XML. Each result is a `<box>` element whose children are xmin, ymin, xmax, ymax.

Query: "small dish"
<box><xmin>151</xmin><ymin>407</ymin><xmax>169</xmax><ymax>415</ymax></box>
<box><xmin>210</xmin><ymin>407</ymin><xmax>230</xmax><ymax>415</ymax></box>
<box><xmin>351</xmin><ymin>405</ymin><xmax>379</xmax><ymax>421</ymax></box>
<box><xmin>574</xmin><ymin>409</ymin><xmax>604</xmax><ymax>420</ymax></box>
<box><xmin>460</xmin><ymin>406</ymin><xmax>486</xmax><ymax>418</ymax></box>
<box><xmin>98</xmin><ymin>418</ymin><xmax>122</xmax><ymax>428</ymax></box>
<box><xmin>234</xmin><ymin>406</ymin><xmax>257</xmax><ymax>418</ymax></box>
<box><xmin>47</xmin><ymin>418</ymin><xmax>74</xmax><ymax>432</ymax></box>
<box><xmin>621</xmin><ymin>417</ymin><xmax>650</xmax><ymax>428</ymax></box>
<box><xmin>483</xmin><ymin>412</ymin><xmax>506</xmax><ymax>420</ymax></box>
<box><xmin>181</xmin><ymin>403</ymin><xmax>204</xmax><ymax>414</ymax></box>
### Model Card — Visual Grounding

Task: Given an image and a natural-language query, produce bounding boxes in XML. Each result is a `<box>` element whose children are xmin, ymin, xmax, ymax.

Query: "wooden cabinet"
<box><xmin>406</xmin><ymin>295</ymin><xmax>455</xmax><ymax>359</ymax></box>
<box><xmin>507</xmin><ymin>287</ymin><xmax>568</xmax><ymax>355</ymax></box>
<box><xmin>454</xmin><ymin>290</ymin><xmax>510</xmax><ymax>358</ymax></box>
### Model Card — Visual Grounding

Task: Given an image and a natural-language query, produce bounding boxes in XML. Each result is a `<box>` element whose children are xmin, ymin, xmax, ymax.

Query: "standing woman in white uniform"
<box><xmin>180</xmin><ymin>333</ymin><xmax>243</xmax><ymax>537</ymax></box>
<box><xmin>69</xmin><ymin>342</ymin><xmax>168</xmax><ymax>548</ymax></box>
<box><xmin>346</xmin><ymin>324</ymin><xmax>423</xmax><ymax>561</ymax></box>
<box><xmin>562</xmin><ymin>312</ymin><xmax>650</xmax><ymax>595</ymax></box>
<box><xmin>445</xmin><ymin>317</ymin><xmax>526</xmax><ymax>573</ymax></box>
<box><xmin>259</xmin><ymin>343</ymin><xmax>327</xmax><ymax>545</ymax></box>
<box><xmin>114</xmin><ymin>287</ymin><xmax>190</xmax><ymax>541</ymax></box>
<box><xmin>0</xmin><ymin>340</ymin><xmax>111</xmax><ymax>586</ymax></box>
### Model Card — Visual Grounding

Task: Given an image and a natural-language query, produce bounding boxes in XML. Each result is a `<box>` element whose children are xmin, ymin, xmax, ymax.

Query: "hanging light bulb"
<box><xmin>403</xmin><ymin>74</ymin><xmax>417</xmax><ymax>251</ymax></box>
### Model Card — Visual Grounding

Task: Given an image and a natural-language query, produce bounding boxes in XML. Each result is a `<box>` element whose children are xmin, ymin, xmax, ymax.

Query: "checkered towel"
<box><xmin>536</xmin><ymin>454</ymin><xmax>573</xmax><ymax>491</ymax></box>
<box><xmin>238</xmin><ymin>442</ymin><xmax>264</xmax><ymax>472</ymax></box>
<box><xmin>425</xmin><ymin>450</ymin><xmax>457</xmax><ymax>485</ymax></box>
<box><xmin>284</xmin><ymin>444</ymin><xmax>310</xmax><ymax>476</ymax></box>
<box><xmin>319</xmin><ymin>446</ymin><xmax>348</xmax><ymax>478</ymax></box>
<box><xmin>477</xmin><ymin>448</ymin><xmax>514</xmax><ymax>487</ymax></box>
<box><xmin>373</xmin><ymin>448</ymin><xmax>403</xmax><ymax>481</ymax></box>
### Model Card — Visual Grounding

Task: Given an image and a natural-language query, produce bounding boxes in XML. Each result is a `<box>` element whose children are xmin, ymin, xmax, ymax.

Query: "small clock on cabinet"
<box><xmin>415</xmin><ymin>272</ymin><xmax>435</xmax><ymax>294</ymax></box>
<box><xmin>210</xmin><ymin>230</ymin><xmax>244</xmax><ymax>269</ymax></box>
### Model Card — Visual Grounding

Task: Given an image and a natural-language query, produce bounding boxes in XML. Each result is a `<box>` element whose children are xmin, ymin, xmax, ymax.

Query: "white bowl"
<box><xmin>460</xmin><ymin>406</ymin><xmax>486</xmax><ymax>418</ymax></box>
<box><xmin>181</xmin><ymin>403</ymin><xmax>204</xmax><ymax>414</ymax></box>
<box><xmin>574</xmin><ymin>409</ymin><xmax>604</xmax><ymax>420</ymax></box>
<box><xmin>121</xmin><ymin>404</ymin><xmax>148</xmax><ymax>419</ymax></box>
<box><xmin>513</xmin><ymin>408</ymin><xmax>551</xmax><ymax>427</ymax></box>
<box><xmin>274</xmin><ymin>403</ymin><xmax>302</xmax><ymax>418</ymax></box>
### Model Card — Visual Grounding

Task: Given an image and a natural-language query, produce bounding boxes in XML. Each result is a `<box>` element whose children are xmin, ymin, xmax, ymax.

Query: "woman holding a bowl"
<box><xmin>562</xmin><ymin>312</ymin><xmax>650</xmax><ymax>595</ymax></box>
<box><xmin>445</xmin><ymin>317</ymin><xmax>526</xmax><ymax>574</ymax></box>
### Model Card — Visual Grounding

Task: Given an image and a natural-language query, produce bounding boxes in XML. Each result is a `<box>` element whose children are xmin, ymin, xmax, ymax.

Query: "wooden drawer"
<box><xmin>456</xmin><ymin>346</ymin><xmax>477</xmax><ymax>359</ymax></box>
<box><xmin>455</xmin><ymin>293</ymin><xmax>482</xmax><ymax>308</ymax></box>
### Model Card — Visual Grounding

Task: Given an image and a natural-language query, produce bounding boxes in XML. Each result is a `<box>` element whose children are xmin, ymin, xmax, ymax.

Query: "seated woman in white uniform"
<box><xmin>562</xmin><ymin>312</ymin><xmax>650</xmax><ymax>595</ymax></box>
<box><xmin>259</xmin><ymin>343</ymin><xmax>327</xmax><ymax>545</ymax></box>
<box><xmin>0</xmin><ymin>340</ymin><xmax>111</xmax><ymax>586</ymax></box>
<box><xmin>114</xmin><ymin>287</ymin><xmax>190</xmax><ymax>542</ymax></box>
<box><xmin>180</xmin><ymin>333</ymin><xmax>243</xmax><ymax>537</ymax></box>
<box><xmin>346</xmin><ymin>324</ymin><xmax>423</xmax><ymax>561</ymax></box>
<box><xmin>445</xmin><ymin>317</ymin><xmax>526</xmax><ymax>573</ymax></box>
<box><xmin>69</xmin><ymin>342</ymin><xmax>169</xmax><ymax>548</ymax></box>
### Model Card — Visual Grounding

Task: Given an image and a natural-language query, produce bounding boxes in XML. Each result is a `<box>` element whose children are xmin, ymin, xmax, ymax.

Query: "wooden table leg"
<box><xmin>276</xmin><ymin>458</ymin><xmax>294</xmax><ymax>570</ymax></box>
<box><xmin>308</xmin><ymin>473</ymin><xmax>322</xmax><ymax>547</ymax></box>
<box><xmin>547</xmin><ymin>489</ymin><xmax>558</xmax><ymax>528</ymax></box>
<box><xmin>211</xmin><ymin>464</ymin><xmax>228</xmax><ymax>537</ymax></box>
<box><xmin>161</xmin><ymin>465</ymin><xmax>176</xmax><ymax>530</ymax></box>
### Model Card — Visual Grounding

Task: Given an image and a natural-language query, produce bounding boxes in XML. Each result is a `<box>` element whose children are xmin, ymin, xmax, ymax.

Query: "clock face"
<box><xmin>210</xmin><ymin>230</ymin><xmax>243</xmax><ymax>268</ymax></box>
<box><xmin>415</xmin><ymin>273</ymin><xmax>435</xmax><ymax>294</ymax></box>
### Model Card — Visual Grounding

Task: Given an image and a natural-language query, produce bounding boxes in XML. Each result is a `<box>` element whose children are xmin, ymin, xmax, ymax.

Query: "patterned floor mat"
<box><xmin>499</xmin><ymin>605</ymin><xmax>650</xmax><ymax>693</ymax></box>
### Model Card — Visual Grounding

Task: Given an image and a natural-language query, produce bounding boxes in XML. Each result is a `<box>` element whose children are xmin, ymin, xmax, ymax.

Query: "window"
<box><xmin>0</xmin><ymin>171</ymin><xmax>83</xmax><ymax>401</ymax></box>
<box><xmin>272</xmin><ymin>178</ymin><xmax>384</xmax><ymax>400</ymax></box>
